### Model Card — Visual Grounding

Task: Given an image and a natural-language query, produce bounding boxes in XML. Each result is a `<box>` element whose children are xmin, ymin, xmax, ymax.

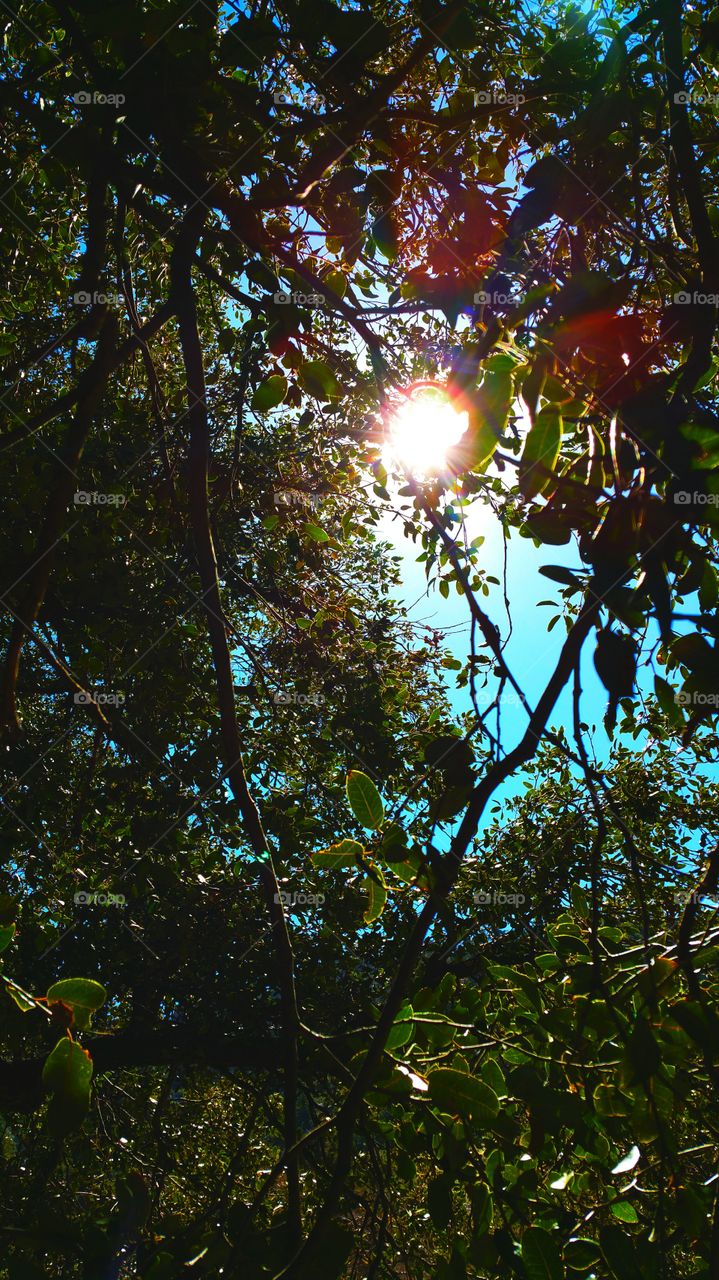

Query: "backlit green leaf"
<box><xmin>519</xmin><ymin>406</ymin><xmax>563</xmax><ymax>499</ymax></box>
<box><xmin>46</xmin><ymin>977</ymin><xmax>106</xmax><ymax>1031</ymax></box>
<box><xmin>363</xmin><ymin>873</ymin><xmax>387</xmax><ymax>923</ymax></box>
<box><xmin>346</xmin><ymin>770</ymin><xmax>384</xmax><ymax>829</ymax></box>
<box><xmin>311</xmin><ymin>839</ymin><xmax>363</xmax><ymax>868</ymax></box>
<box><xmin>521</xmin><ymin>1225</ymin><xmax>565</xmax><ymax>1280</ymax></box>
<box><xmin>428</xmin><ymin>1068</ymin><xmax>499</xmax><ymax>1123</ymax></box>
<box><xmin>251</xmin><ymin>374</ymin><xmax>287</xmax><ymax>412</ymax></box>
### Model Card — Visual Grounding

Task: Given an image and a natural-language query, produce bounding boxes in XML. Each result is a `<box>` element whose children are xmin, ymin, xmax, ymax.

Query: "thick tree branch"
<box><xmin>0</xmin><ymin>1027</ymin><xmax>284</xmax><ymax>1113</ymax></box>
<box><xmin>170</xmin><ymin>208</ymin><xmax>302</xmax><ymax>1249</ymax></box>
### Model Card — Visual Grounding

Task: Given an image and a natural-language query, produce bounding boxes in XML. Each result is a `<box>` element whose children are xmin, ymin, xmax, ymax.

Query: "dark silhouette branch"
<box><xmin>170</xmin><ymin>207</ymin><xmax>302</xmax><ymax>1249</ymax></box>
<box><xmin>273</xmin><ymin>589</ymin><xmax>602</xmax><ymax>1278</ymax></box>
<box><xmin>0</xmin><ymin>1027</ymin><xmax>284</xmax><ymax>1113</ymax></box>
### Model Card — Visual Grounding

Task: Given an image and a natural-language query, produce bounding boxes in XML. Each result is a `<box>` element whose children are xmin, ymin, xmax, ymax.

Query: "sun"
<box><xmin>384</xmin><ymin>383</ymin><xmax>469</xmax><ymax>478</ymax></box>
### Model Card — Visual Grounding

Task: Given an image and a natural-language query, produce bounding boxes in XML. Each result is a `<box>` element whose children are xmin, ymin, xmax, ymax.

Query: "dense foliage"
<box><xmin>1</xmin><ymin>0</ymin><xmax>719</xmax><ymax>1275</ymax></box>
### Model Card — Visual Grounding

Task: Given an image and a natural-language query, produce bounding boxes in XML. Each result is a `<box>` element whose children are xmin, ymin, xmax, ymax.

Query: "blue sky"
<box><xmin>380</xmin><ymin>486</ymin><xmax>608</xmax><ymax>735</ymax></box>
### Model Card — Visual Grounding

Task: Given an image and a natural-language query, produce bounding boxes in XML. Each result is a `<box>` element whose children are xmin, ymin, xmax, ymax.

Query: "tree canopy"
<box><xmin>2</xmin><ymin>0</ymin><xmax>719</xmax><ymax>1276</ymax></box>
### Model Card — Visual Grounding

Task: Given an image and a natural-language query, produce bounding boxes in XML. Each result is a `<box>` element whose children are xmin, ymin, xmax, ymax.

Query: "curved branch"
<box><xmin>170</xmin><ymin>208</ymin><xmax>302</xmax><ymax>1248</ymax></box>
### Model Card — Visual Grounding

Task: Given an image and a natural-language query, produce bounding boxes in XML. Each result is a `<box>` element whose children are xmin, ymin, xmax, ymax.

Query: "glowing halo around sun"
<box><xmin>384</xmin><ymin>382</ymin><xmax>469</xmax><ymax>478</ymax></box>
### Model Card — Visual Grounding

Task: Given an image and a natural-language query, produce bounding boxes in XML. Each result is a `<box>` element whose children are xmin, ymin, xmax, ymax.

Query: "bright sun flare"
<box><xmin>385</xmin><ymin>386</ymin><xmax>468</xmax><ymax>478</ymax></box>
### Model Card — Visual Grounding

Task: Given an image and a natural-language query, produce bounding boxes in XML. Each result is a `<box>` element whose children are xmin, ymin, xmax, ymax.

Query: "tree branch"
<box><xmin>170</xmin><ymin>208</ymin><xmax>302</xmax><ymax>1249</ymax></box>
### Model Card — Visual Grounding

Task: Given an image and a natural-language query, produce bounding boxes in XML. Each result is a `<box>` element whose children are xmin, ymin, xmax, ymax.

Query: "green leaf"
<box><xmin>521</xmin><ymin>1226</ymin><xmax>565</xmax><ymax>1280</ymax></box>
<box><xmin>594</xmin><ymin>1083</ymin><xmax>632</xmax><ymax>1117</ymax></box>
<box><xmin>311</xmin><ymin>838</ymin><xmax>363</xmax><ymax>868</ymax></box>
<box><xmin>298</xmin><ymin>360</ymin><xmax>340</xmax><ymax>400</ymax></box>
<box><xmin>324</xmin><ymin>269</ymin><xmax>347</xmax><ymax>298</ymax></box>
<box><xmin>669</xmin><ymin>998</ymin><xmax>719</xmax><ymax>1054</ymax></box>
<box><xmin>303</xmin><ymin>522</ymin><xmax>330</xmax><ymax>543</ymax></box>
<box><xmin>42</xmin><ymin>1036</ymin><xmax>94</xmax><ymax>1133</ymax></box>
<box><xmin>363</xmin><ymin>873</ymin><xmax>387</xmax><ymax>923</ymax></box>
<box><xmin>637</xmin><ymin>957</ymin><xmax>677</xmax><ymax>1003</ymax></box>
<box><xmin>441</xmin><ymin>7</ymin><xmax>479</xmax><ymax>50</ymax></box>
<box><xmin>570</xmin><ymin>884</ymin><xmax>590</xmax><ymax>919</ymax></box>
<box><xmin>447</xmin><ymin>391</ymin><xmax>501</xmax><ymax>473</ymax></box>
<box><xmin>481</xmin><ymin>1058</ymin><xmax>507</xmax><ymax>1097</ymax></box>
<box><xmin>600</xmin><ymin>1227</ymin><xmax>642</xmax><ymax>1280</ymax></box>
<box><xmin>428</xmin><ymin>1173</ymin><xmax>453</xmax><ymax>1229</ymax></box>
<box><xmin>654</xmin><ymin>674</ymin><xmax>684</xmax><ymax>727</ymax></box>
<box><xmin>46</xmin><ymin>977</ymin><xmax>106</xmax><ymax>1031</ymax></box>
<box><xmin>8</xmin><ymin>984</ymin><xmax>34</xmax><ymax>1012</ymax></box>
<box><xmin>390</xmin><ymin>850</ymin><xmax>424</xmax><ymax>885</ymax></box>
<box><xmin>386</xmin><ymin>1007</ymin><xmax>414</xmax><ymax>1050</ymax></box>
<box><xmin>519</xmin><ymin>406</ymin><xmax>563</xmax><ymax>499</ymax></box>
<box><xmin>471</xmin><ymin>1181</ymin><xmax>493</xmax><ymax>1236</ymax></box>
<box><xmin>372</xmin><ymin>211</ymin><xmax>399</xmax><ymax>261</ymax></box>
<box><xmin>564</xmin><ymin>1239</ymin><xmax>601</xmax><ymax>1272</ymax></box>
<box><xmin>251</xmin><ymin>374</ymin><xmax>287</xmax><ymax>412</ymax></box>
<box><xmin>378</xmin><ymin>822</ymin><xmax>409</xmax><ymax>861</ymax></box>
<box><xmin>539</xmin><ymin>565</ymin><xmax>584</xmax><ymax>588</ymax></box>
<box><xmin>624</xmin><ymin>1014</ymin><xmax>661</xmax><ymax>1081</ymax></box>
<box><xmin>427</xmin><ymin>1068</ymin><xmax>499</xmax><ymax>1123</ymax></box>
<box><xmin>346</xmin><ymin>770</ymin><xmax>384</xmax><ymax>829</ymax></box>
<box><xmin>610</xmin><ymin>1201</ymin><xmax>638</xmax><ymax>1223</ymax></box>
<box><xmin>481</xmin><ymin>369</ymin><xmax>513</xmax><ymax>436</ymax></box>
<box><xmin>0</xmin><ymin>923</ymin><xmax>16</xmax><ymax>955</ymax></box>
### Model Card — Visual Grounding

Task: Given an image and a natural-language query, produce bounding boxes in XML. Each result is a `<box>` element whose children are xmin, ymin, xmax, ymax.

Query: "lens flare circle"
<box><xmin>385</xmin><ymin>383</ymin><xmax>468</xmax><ymax>477</ymax></box>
